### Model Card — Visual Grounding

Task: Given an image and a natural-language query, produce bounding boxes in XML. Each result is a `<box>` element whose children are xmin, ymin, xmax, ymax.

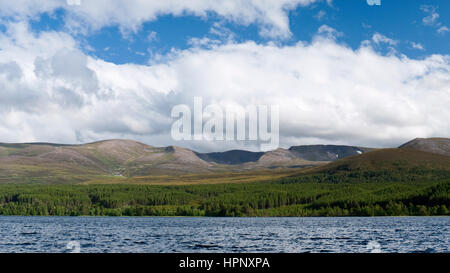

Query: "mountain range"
<box><xmin>0</xmin><ymin>137</ymin><xmax>448</xmax><ymax>184</ymax></box>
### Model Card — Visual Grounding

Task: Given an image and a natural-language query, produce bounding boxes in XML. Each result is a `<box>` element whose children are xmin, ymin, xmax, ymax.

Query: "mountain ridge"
<box><xmin>0</xmin><ymin>137</ymin><xmax>448</xmax><ymax>184</ymax></box>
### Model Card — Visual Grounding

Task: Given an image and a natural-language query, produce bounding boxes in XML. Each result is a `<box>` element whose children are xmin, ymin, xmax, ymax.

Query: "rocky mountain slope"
<box><xmin>399</xmin><ymin>138</ymin><xmax>450</xmax><ymax>157</ymax></box>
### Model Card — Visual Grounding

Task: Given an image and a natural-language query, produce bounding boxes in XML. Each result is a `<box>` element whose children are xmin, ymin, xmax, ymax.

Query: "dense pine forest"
<box><xmin>0</xmin><ymin>169</ymin><xmax>448</xmax><ymax>217</ymax></box>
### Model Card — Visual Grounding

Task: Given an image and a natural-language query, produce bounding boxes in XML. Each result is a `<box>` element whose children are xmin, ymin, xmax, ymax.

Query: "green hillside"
<box><xmin>279</xmin><ymin>148</ymin><xmax>450</xmax><ymax>184</ymax></box>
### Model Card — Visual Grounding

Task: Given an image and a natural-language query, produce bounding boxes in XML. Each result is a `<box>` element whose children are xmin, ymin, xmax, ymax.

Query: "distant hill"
<box><xmin>257</xmin><ymin>148</ymin><xmax>301</xmax><ymax>164</ymax></box>
<box><xmin>288</xmin><ymin>145</ymin><xmax>372</xmax><ymax>161</ymax></box>
<box><xmin>399</xmin><ymin>138</ymin><xmax>450</xmax><ymax>157</ymax></box>
<box><xmin>196</xmin><ymin>145</ymin><xmax>372</xmax><ymax>165</ymax></box>
<box><xmin>254</xmin><ymin>148</ymin><xmax>323</xmax><ymax>169</ymax></box>
<box><xmin>308</xmin><ymin>148</ymin><xmax>450</xmax><ymax>174</ymax></box>
<box><xmin>0</xmin><ymin>138</ymin><xmax>448</xmax><ymax>184</ymax></box>
<box><xmin>0</xmin><ymin>140</ymin><xmax>220</xmax><ymax>183</ymax></box>
<box><xmin>195</xmin><ymin>150</ymin><xmax>264</xmax><ymax>165</ymax></box>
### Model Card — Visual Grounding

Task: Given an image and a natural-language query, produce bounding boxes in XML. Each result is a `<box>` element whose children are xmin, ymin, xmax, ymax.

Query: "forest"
<box><xmin>0</xmin><ymin>169</ymin><xmax>448</xmax><ymax>217</ymax></box>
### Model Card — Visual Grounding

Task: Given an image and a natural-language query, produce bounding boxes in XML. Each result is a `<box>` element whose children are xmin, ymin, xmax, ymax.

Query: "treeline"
<box><xmin>0</xmin><ymin>178</ymin><xmax>448</xmax><ymax>217</ymax></box>
<box><xmin>279</xmin><ymin>168</ymin><xmax>450</xmax><ymax>184</ymax></box>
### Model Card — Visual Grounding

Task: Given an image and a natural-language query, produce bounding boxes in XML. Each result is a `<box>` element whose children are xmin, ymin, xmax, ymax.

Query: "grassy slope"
<box><xmin>81</xmin><ymin>169</ymin><xmax>300</xmax><ymax>185</ymax></box>
<box><xmin>308</xmin><ymin>148</ymin><xmax>450</xmax><ymax>172</ymax></box>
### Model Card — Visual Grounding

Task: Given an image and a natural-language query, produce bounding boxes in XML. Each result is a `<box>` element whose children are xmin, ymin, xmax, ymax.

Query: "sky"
<box><xmin>0</xmin><ymin>0</ymin><xmax>449</xmax><ymax>152</ymax></box>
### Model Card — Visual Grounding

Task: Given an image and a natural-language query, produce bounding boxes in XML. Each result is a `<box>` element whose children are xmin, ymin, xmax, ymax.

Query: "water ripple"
<box><xmin>0</xmin><ymin>216</ymin><xmax>448</xmax><ymax>253</ymax></box>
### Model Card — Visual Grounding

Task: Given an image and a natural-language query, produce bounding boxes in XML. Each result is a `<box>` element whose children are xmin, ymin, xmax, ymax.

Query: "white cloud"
<box><xmin>372</xmin><ymin>33</ymin><xmax>397</xmax><ymax>46</ymax></box>
<box><xmin>411</xmin><ymin>42</ymin><xmax>424</xmax><ymax>51</ymax></box>
<box><xmin>0</xmin><ymin>0</ymin><xmax>319</xmax><ymax>39</ymax></box>
<box><xmin>147</xmin><ymin>31</ymin><xmax>158</xmax><ymax>42</ymax></box>
<box><xmin>66</xmin><ymin>0</ymin><xmax>81</xmax><ymax>6</ymax></box>
<box><xmin>437</xmin><ymin>26</ymin><xmax>450</xmax><ymax>34</ymax></box>
<box><xmin>209</xmin><ymin>21</ymin><xmax>235</xmax><ymax>42</ymax></box>
<box><xmin>421</xmin><ymin>5</ymin><xmax>440</xmax><ymax>26</ymax></box>
<box><xmin>317</xmin><ymin>25</ymin><xmax>342</xmax><ymax>39</ymax></box>
<box><xmin>362</xmin><ymin>23</ymin><xmax>372</xmax><ymax>30</ymax></box>
<box><xmin>0</xmin><ymin>23</ymin><xmax>449</xmax><ymax>151</ymax></box>
<box><xmin>315</xmin><ymin>10</ymin><xmax>326</xmax><ymax>21</ymax></box>
<box><xmin>421</xmin><ymin>5</ymin><xmax>449</xmax><ymax>34</ymax></box>
<box><xmin>187</xmin><ymin>37</ymin><xmax>222</xmax><ymax>48</ymax></box>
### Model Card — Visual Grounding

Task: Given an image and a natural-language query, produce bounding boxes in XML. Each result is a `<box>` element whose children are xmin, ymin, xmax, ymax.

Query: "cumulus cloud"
<box><xmin>0</xmin><ymin>61</ymin><xmax>23</xmax><ymax>80</ymax></box>
<box><xmin>35</xmin><ymin>49</ymin><xmax>99</xmax><ymax>94</ymax></box>
<box><xmin>0</xmin><ymin>22</ymin><xmax>449</xmax><ymax>151</ymax></box>
<box><xmin>0</xmin><ymin>0</ymin><xmax>319</xmax><ymax>39</ymax></box>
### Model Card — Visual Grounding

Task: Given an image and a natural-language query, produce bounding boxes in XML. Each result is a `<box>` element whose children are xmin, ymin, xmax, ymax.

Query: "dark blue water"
<box><xmin>0</xmin><ymin>216</ymin><xmax>448</xmax><ymax>253</ymax></box>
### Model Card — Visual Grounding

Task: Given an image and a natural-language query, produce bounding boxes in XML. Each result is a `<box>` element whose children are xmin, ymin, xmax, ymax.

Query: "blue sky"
<box><xmin>23</xmin><ymin>0</ymin><xmax>450</xmax><ymax>65</ymax></box>
<box><xmin>0</xmin><ymin>0</ymin><xmax>449</xmax><ymax>151</ymax></box>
